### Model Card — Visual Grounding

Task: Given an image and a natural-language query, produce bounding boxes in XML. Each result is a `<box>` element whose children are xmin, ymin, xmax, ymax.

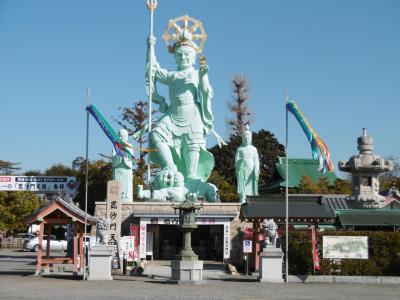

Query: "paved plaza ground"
<box><xmin>1</xmin><ymin>249</ymin><xmax>399</xmax><ymax>300</ymax></box>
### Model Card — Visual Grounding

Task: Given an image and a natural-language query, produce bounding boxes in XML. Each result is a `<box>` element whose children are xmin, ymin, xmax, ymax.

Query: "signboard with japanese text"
<box><xmin>138</xmin><ymin>217</ymin><xmax>232</xmax><ymax>259</ymax></box>
<box><xmin>144</xmin><ymin>217</ymin><xmax>225</xmax><ymax>226</ymax></box>
<box><xmin>119</xmin><ymin>236</ymin><xmax>135</xmax><ymax>262</ymax></box>
<box><xmin>0</xmin><ymin>176</ymin><xmax>77</xmax><ymax>198</ymax></box>
<box><xmin>323</xmin><ymin>236</ymin><xmax>368</xmax><ymax>259</ymax></box>
<box><xmin>223</xmin><ymin>223</ymin><xmax>231</xmax><ymax>259</ymax></box>
<box><xmin>106</xmin><ymin>181</ymin><xmax>121</xmax><ymax>247</ymax></box>
<box><xmin>243</xmin><ymin>240</ymin><xmax>252</xmax><ymax>253</ymax></box>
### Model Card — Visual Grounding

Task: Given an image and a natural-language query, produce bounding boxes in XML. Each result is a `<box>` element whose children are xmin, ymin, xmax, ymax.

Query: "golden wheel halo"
<box><xmin>162</xmin><ymin>15</ymin><xmax>207</xmax><ymax>54</ymax></box>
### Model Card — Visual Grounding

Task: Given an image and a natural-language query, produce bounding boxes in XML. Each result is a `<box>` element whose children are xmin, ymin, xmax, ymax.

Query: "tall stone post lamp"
<box><xmin>171</xmin><ymin>198</ymin><xmax>204</xmax><ymax>283</ymax></box>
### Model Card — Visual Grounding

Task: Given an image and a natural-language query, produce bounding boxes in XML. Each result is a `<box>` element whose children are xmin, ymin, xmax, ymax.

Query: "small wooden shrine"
<box><xmin>25</xmin><ymin>197</ymin><xmax>97</xmax><ymax>276</ymax></box>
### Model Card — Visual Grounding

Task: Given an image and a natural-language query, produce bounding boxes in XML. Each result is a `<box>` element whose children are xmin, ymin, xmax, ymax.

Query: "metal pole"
<box><xmin>285</xmin><ymin>91</ymin><xmax>289</xmax><ymax>283</ymax></box>
<box><xmin>83</xmin><ymin>88</ymin><xmax>90</xmax><ymax>280</ymax></box>
<box><xmin>146</xmin><ymin>0</ymin><xmax>157</xmax><ymax>185</ymax></box>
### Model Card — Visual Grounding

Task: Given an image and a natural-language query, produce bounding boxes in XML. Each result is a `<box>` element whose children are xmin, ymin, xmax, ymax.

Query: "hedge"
<box><xmin>280</xmin><ymin>231</ymin><xmax>400</xmax><ymax>276</ymax></box>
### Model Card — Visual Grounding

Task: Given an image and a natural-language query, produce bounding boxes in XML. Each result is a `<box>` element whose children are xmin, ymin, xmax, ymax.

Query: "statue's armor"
<box><xmin>152</xmin><ymin>66</ymin><xmax>206</xmax><ymax>148</ymax></box>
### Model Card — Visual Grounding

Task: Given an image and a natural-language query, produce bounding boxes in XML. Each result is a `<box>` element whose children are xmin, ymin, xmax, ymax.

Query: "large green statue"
<box><xmin>143</xmin><ymin>15</ymin><xmax>224</xmax><ymax>202</ymax></box>
<box><xmin>235</xmin><ymin>125</ymin><xmax>260</xmax><ymax>204</ymax></box>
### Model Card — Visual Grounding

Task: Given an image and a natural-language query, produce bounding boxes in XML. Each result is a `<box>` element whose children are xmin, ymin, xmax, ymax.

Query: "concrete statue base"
<box><xmin>88</xmin><ymin>245</ymin><xmax>113</xmax><ymax>280</ymax></box>
<box><xmin>170</xmin><ymin>260</ymin><xmax>204</xmax><ymax>284</ymax></box>
<box><xmin>259</xmin><ymin>246</ymin><xmax>284</xmax><ymax>283</ymax></box>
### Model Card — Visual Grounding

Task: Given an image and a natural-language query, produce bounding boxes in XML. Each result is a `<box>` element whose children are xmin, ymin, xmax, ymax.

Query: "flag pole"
<box><xmin>285</xmin><ymin>90</ymin><xmax>289</xmax><ymax>283</ymax></box>
<box><xmin>83</xmin><ymin>88</ymin><xmax>90</xmax><ymax>281</ymax></box>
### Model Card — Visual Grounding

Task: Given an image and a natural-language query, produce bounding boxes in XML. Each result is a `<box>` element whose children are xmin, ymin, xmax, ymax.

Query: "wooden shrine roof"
<box><xmin>25</xmin><ymin>197</ymin><xmax>97</xmax><ymax>225</ymax></box>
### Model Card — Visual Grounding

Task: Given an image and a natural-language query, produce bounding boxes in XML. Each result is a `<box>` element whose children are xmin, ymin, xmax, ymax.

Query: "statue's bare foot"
<box><xmin>137</xmin><ymin>185</ymin><xmax>144</xmax><ymax>199</ymax></box>
<box><xmin>186</xmin><ymin>174</ymin><xmax>201</xmax><ymax>180</ymax></box>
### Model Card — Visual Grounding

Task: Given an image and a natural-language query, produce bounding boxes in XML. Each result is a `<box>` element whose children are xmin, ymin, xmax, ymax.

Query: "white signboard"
<box><xmin>223</xmin><ymin>223</ymin><xmax>231</xmax><ymax>259</ymax></box>
<box><xmin>243</xmin><ymin>240</ymin><xmax>252</xmax><ymax>253</ymax></box>
<box><xmin>146</xmin><ymin>217</ymin><xmax>222</xmax><ymax>225</ymax></box>
<box><xmin>106</xmin><ymin>181</ymin><xmax>121</xmax><ymax>247</ymax></box>
<box><xmin>323</xmin><ymin>236</ymin><xmax>369</xmax><ymax>259</ymax></box>
<box><xmin>0</xmin><ymin>176</ymin><xmax>77</xmax><ymax>198</ymax></box>
<box><xmin>119</xmin><ymin>236</ymin><xmax>135</xmax><ymax>262</ymax></box>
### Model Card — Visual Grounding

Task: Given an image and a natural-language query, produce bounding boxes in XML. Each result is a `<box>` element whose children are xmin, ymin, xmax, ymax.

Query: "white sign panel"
<box><xmin>119</xmin><ymin>236</ymin><xmax>135</xmax><ymax>262</ymax></box>
<box><xmin>0</xmin><ymin>176</ymin><xmax>77</xmax><ymax>198</ymax></box>
<box><xmin>223</xmin><ymin>223</ymin><xmax>231</xmax><ymax>259</ymax></box>
<box><xmin>139</xmin><ymin>222</ymin><xmax>147</xmax><ymax>259</ymax></box>
<box><xmin>143</xmin><ymin>217</ymin><xmax>228</xmax><ymax>225</ymax></box>
<box><xmin>323</xmin><ymin>236</ymin><xmax>369</xmax><ymax>259</ymax></box>
<box><xmin>243</xmin><ymin>240</ymin><xmax>252</xmax><ymax>253</ymax></box>
<box><xmin>106</xmin><ymin>181</ymin><xmax>121</xmax><ymax>247</ymax></box>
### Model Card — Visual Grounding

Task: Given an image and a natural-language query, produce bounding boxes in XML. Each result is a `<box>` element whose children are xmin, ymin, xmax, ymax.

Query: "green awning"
<box><xmin>337</xmin><ymin>210</ymin><xmax>400</xmax><ymax>226</ymax></box>
<box><xmin>294</xmin><ymin>225</ymin><xmax>309</xmax><ymax>229</ymax></box>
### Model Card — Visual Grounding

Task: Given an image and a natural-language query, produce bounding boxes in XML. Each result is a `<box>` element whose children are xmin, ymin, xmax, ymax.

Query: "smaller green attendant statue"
<box><xmin>235</xmin><ymin>125</ymin><xmax>260</xmax><ymax>204</ymax></box>
<box><xmin>112</xmin><ymin>129</ymin><xmax>134</xmax><ymax>202</ymax></box>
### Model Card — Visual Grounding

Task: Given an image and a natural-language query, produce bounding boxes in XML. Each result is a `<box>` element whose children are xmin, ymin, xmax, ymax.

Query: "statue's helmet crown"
<box><xmin>242</xmin><ymin>124</ymin><xmax>252</xmax><ymax>142</ymax></box>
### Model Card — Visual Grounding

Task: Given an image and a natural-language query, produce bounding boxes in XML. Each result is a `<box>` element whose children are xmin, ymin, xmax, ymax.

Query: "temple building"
<box><xmin>92</xmin><ymin>129</ymin><xmax>399</xmax><ymax>271</ymax></box>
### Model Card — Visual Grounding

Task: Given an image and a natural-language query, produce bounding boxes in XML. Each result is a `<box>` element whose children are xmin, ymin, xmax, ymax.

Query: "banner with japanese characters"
<box><xmin>130</xmin><ymin>224</ymin><xmax>139</xmax><ymax>261</ymax></box>
<box><xmin>309</xmin><ymin>225</ymin><xmax>320</xmax><ymax>271</ymax></box>
<box><xmin>0</xmin><ymin>176</ymin><xmax>77</xmax><ymax>199</ymax></box>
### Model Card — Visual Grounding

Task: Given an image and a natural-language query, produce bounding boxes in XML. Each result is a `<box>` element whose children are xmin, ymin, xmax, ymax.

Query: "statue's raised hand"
<box><xmin>147</xmin><ymin>35</ymin><xmax>156</xmax><ymax>45</ymax></box>
<box><xmin>198</xmin><ymin>55</ymin><xmax>208</xmax><ymax>78</ymax></box>
<box><xmin>199</xmin><ymin>64</ymin><xmax>209</xmax><ymax>78</ymax></box>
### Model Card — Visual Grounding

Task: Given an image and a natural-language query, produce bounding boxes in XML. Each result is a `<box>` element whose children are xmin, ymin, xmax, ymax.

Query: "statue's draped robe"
<box><xmin>235</xmin><ymin>145</ymin><xmax>259</xmax><ymax>203</ymax></box>
<box><xmin>149</xmin><ymin>65</ymin><xmax>214</xmax><ymax>181</ymax></box>
<box><xmin>112</xmin><ymin>145</ymin><xmax>133</xmax><ymax>202</ymax></box>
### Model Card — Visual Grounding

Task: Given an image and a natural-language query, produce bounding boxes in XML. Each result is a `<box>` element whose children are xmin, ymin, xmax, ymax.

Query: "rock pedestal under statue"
<box><xmin>259</xmin><ymin>219</ymin><xmax>283</xmax><ymax>282</ymax></box>
<box><xmin>259</xmin><ymin>246</ymin><xmax>284</xmax><ymax>283</ymax></box>
<box><xmin>88</xmin><ymin>246</ymin><xmax>113</xmax><ymax>280</ymax></box>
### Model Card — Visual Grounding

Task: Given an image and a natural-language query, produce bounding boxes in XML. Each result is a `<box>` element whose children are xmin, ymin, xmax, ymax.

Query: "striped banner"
<box><xmin>286</xmin><ymin>100</ymin><xmax>334</xmax><ymax>172</ymax></box>
<box><xmin>86</xmin><ymin>104</ymin><xmax>136</xmax><ymax>164</ymax></box>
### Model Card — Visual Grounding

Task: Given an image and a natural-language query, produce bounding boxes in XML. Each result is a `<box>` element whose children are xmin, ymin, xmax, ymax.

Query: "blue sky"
<box><xmin>1</xmin><ymin>0</ymin><xmax>399</xmax><ymax>177</ymax></box>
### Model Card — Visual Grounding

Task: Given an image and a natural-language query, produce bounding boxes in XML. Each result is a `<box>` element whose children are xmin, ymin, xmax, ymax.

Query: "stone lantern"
<box><xmin>171</xmin><ymin>197</ymin><xmax>204</xmax><ymax>282</ymax></box>
<box><xmin>174</xmin><ymin>199</ymin><xmax>203</xmax><ymax>261</ymax></box>
<box><xmin>338</xmin><ymin>128</ymin><xmax>393</xmax><ymax>208</ymax></box>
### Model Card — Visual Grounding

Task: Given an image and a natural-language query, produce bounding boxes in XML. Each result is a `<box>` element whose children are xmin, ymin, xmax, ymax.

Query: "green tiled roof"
<box><xmin>262</xmin><ymin>157</ymin><xmax>337</xmax><ymax>191</ymax></box>
<box><xmin>337</xmin><ymin>210</ymin><xmax>400</xmax><ymax>226</ymax></box>
<box><xmin>241</xmin><ymin>195</ymin><xmax>335</xmax><ymax>220</ymax></box>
